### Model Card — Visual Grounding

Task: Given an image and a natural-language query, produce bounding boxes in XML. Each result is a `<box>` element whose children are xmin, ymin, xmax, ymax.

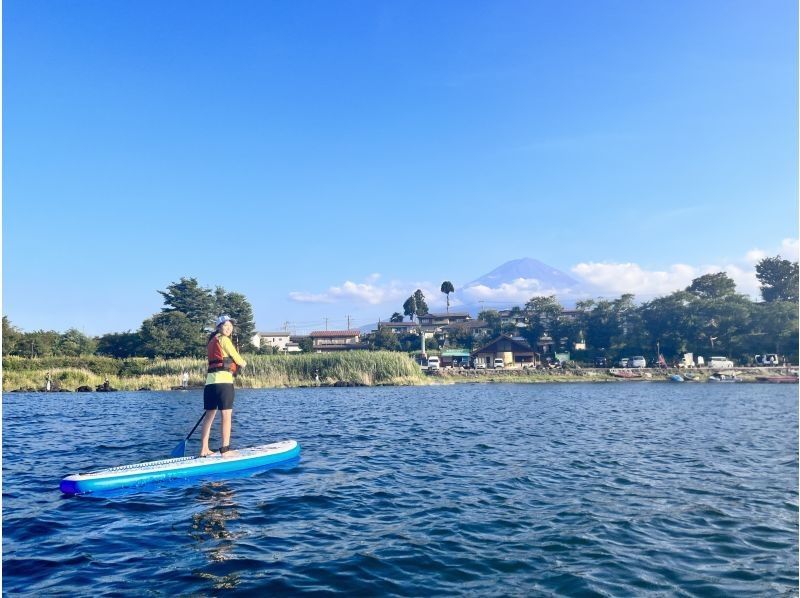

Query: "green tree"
<box><xmin>17</xmin><ymin>330</ymin><xmax>62</xmax><ymax>357</ymax></box>
<box><xmin>403</xmin><ymin>295</ymin><xmax>417</xmax><ymax>321</ymax></box>
<box><xmin>750</xmin><ymin>300</ymin><xmax>799</xmax><ymax>361</ymax></box>
<box><xmin>389</xmin><ymin>312</ymin><xmax>404</xmax><ymax>323</ymax></box>
<box><xmin>447</xmin><ymin>325</ymin><xmax>477</xmax><ymax>350</ymax></box>
<box><xmin>140</xmin><ymin>312</ymin><xmax>205</xmax><ymax>358</ymax></box>
<box><xmin>693</xmin><ymin>292</ymin><xmax>752</xmax><ymax>356</ymax></box>
<box><xmin>398</xmin><ymin>332</ymin><xmax>424</xmax><ymax>352</ymax></box>
<box><xmin>57</xmin><ymin>328</ymin><xmax>97</xmax><ymax>356</ymax></box>
<box><xmin>2</xmin><ymin>316</ymin><xmax>22</xmax><ymax>356</ymax></box>
<box><xmin>523</xmin><ymin>295</ymin><xmax>564</xmax><ymax>348</ymax></box>
<box><xmin>158</xmin><ymin>277</ymin><xmax>215</xmax><ymax>329</ymax></box>
<box><xmin>371</xmin><ymin>326</ymin><xmax>400</xmax><ymax>351</ymax></box>
<box><xmin>297</xmin><ymin>336</ymin><xmax>314</xmax><ymax>352</ymax></box>
<box><xmin>478</xmin><ymin>309</ymin><xmax>502</xmax><ymax>337</ymax></box>
<box><xmin>756</xmin><ymin>256</ymin><xmax>799</xmax><ymax>302</ymax></box>
<box><xmin>638</xmin><ymin>291</ymin><xmax>698</xmax><ymax>359</ymax></box>
<box><xmin>686</xmin><ymin>272</ymin><xmax>737</xmax><ymax>299</ymax></box>
<box><xmin>440</xmin><ymin>281</ymin><xmax>455</xmax><ymax>313</ymax></box>
<box><xmin>577</xmin><ymin>294</ymin><xmax>639</xmax><ymax>355</ymax></box>
<box><xmin>96</xmin><ymin>332</ymin><xmax>144</xmax><ymax>358</ymax></box>
<box><xmin>413</xmin><ymin>289</ymin><xmax>429</xmax><ymax>316</ymax></box>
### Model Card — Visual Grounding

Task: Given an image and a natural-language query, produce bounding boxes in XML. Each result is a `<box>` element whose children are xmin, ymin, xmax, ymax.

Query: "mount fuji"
<box><xmin>467</xmin><ymin>258</ymin><xmax>581</xmax><ymax>290</ymax></box>
<box><xmin>455</xmin><ymin>258</ymin><xmax>591</xmax><ymax>312</ymax></box>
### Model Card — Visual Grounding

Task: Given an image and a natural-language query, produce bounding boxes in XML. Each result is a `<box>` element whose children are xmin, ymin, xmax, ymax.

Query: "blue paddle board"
<box><xmin>60</xmin><ymin>440</ymin><xmax>300</xmax><ymax>495</ymax></box>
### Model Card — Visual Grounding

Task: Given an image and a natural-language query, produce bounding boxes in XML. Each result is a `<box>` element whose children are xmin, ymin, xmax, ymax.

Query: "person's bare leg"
<box><xmin>220</xmin><ymin>409</ymin><xmax>238</xmax><ymax>456</ymax></box>
<box><xmin>199</xmin><ymin>409</ymin><xmax>217</xmax><ymax>456</ymax></box>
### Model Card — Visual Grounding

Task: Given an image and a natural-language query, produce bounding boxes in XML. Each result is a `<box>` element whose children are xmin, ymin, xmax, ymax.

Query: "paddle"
<box><xmin>170</xmin><ymin>412</ymin><xmax>207</xmax><ymax>458</ymax></box>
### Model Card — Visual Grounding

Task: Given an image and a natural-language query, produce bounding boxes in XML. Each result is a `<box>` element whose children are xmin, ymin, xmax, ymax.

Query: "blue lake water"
<box><xmin>3</xmin><ymin>383</ymin><xmax>798</xmax><ymax>595</ymax></box>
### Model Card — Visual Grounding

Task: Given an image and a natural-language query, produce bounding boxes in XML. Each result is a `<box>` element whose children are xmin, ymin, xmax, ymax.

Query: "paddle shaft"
<box><xmin>185</xmin><ymin>412</ymin><xmax>207</xmax><ymax>441</ymax></box>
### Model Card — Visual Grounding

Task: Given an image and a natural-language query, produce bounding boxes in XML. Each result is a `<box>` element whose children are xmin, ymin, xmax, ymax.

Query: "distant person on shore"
<box><xmin>181</xmin><ymin>370</ymin><xmax>189</xmax><ymax>388</ymax></box>
<box><xmin>200</xmin><ymin>315</ymin><xmax>247</xmax><ymax>457</ymax></box>
<box><xmin>45</xmin><ymin>374</ymin><xmax>51</xmax><ymax>392</ymax></box>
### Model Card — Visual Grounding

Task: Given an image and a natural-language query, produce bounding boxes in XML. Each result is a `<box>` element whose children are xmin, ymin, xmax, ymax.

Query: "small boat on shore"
<box><xmin>608</xmin><ymin>368</ymin><xmax>642</xmax><ymax>379</ymax></box>
<box><xmin>668</xmin><ymin>374</ymin><xmax>684</xmax><ymax>382</ymax></box>
<box><xmin>708</xmin><ymin>372</ymin><xmax>742</xmax><ymax>383</ymax></box>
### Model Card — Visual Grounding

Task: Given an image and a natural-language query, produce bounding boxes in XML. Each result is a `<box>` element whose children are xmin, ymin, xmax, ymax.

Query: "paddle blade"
<box><xmin>170</xmin><ymin>440</ymin><xmax>186</xmax><ymax>458</ymax></box>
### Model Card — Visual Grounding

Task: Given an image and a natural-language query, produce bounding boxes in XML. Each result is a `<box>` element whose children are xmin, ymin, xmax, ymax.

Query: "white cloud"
<box><xmin>289</xmin><ymin>239</ymin><xmax>798</xmax><ymax>308</ymax></box>
<box><xmin>289</xmin><ymin>276</ymin><xmax>410</xmax><ymax>306</ymax></box>
<box><xmin>780</xmin><ymin>238</ymin><xmax>799</xmax><ymax>259</ymax></box>
<box><xmin>571</xmin><ymin>239</ymin><xmax>798</xmax><ymax>299</ymax></box>
<box><xmin>745</xmin><ymin>249</ymin><xmax>767</xmax><ymax>265</ymax></box>
<box><xmin>746</xmin><ymin>238</ymin><xmax>798</xmax><ymax>264</ymax></box>
<box><xmin>461</xmin><ymin>278</ymin><xmax>572</xmax><ymax>303</ymax></box>
<box><xmin>572</xmin><ymin>262</ymin><xmax>700</xmax><ymax>296</ymax></box>
<box><xmin>288</xmin><ymin>291</ymin><xmax>336</xmax><ymax>304</ymax></box>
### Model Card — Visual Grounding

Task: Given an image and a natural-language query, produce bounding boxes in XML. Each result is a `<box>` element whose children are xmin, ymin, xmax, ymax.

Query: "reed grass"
<box><xmin>2</xmin><ymin>351</ymin><xmax>425</xmax><ymax>392</ymax></box>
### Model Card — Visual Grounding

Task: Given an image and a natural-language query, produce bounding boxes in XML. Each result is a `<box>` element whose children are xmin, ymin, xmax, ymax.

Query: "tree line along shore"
<box><xmin>4</xmin><ymin>258</ymin><xmax>798</xmax><ymax>371</ymax></box>
<box><xmin>4</xmin><ymin>353</ymin><xmax>794</xmax><ymax>393</ymax></box>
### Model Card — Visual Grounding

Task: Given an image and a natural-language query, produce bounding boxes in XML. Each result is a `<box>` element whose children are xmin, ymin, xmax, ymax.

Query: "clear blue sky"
<box><xmin>4</xmin><ymin>1</ymin><xmax>797</xmax><ymax>335</ymax></box>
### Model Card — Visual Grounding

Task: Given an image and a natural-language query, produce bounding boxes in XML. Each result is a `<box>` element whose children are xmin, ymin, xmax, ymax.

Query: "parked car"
<box><xmin>593</xmin><ymin>356</ymin><xmax>608</xmax><ymax>367</ymax></box>
<box><xmin>617</xmin><ymin>357</ymin><xmax>630</xmax><ymax>367</ymax></box>
<box><xmin>709</xmin><ymin>356</ymin><xmax>734</xmax><ymax>369</ymax></box>
<box><xmin>493</xmin><ymin>358</ymin><xmax>505</xmax><ymax>369</ymax></box>
<box><xmin>427</xmin><ymin>356</ymin><xmax>440</xmax><ymax>371</ymax></box>
<box><xmin>475</xmin><ymin>361</ymin><xmax>487</xmax><ymax>370</ymax></box>
<box><xmin>630</xmin><ymin>356</ymin><xmax>647</xmax><ymax>368</ymax></box>
<box><xmin>755</xmin><ymin>354</ymin><xmax>779</xmax><ymax>366</ymax></box>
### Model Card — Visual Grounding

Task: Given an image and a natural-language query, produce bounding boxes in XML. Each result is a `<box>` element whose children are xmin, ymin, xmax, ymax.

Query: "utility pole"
<box><xmin>347</xmin><ymin>315</ymin><xmax>351</xmax><ymax>329</ymax></box>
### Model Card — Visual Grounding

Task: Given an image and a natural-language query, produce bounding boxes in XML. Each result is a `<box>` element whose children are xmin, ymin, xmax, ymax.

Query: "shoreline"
<box><xmin>5</xmin><ymin>365</ymin><xmax>797</xmax><ymax>392</ymax></box>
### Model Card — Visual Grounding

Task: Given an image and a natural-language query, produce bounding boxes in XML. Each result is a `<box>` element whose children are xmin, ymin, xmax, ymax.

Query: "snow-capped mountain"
<box><xmin>466</xmin><ymin>258</ymin><xmax>581</xmax><ymax>290</ymax></box>
<box><xmin>457</xmin><ymin>258</ymin><xmax>589</xmax><ymax>312</ymax></box>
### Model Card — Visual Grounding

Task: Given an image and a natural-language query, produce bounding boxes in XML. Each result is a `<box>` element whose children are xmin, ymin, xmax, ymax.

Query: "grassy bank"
<box><xmin>5</xmin><ymin>355</ymin><xmax>792</xmax><ymax>392</ymax></box>
<box><xmin>2</xmin><ymin>352</ymin><xmax>425</xmax><ymax>392</ymax></box>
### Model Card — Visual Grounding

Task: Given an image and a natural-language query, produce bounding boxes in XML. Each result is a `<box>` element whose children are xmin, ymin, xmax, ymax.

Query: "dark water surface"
<box><xmin>3</xmin><ymin>383</ymin><xmax>798</xmax><ymax>596</ymax></box>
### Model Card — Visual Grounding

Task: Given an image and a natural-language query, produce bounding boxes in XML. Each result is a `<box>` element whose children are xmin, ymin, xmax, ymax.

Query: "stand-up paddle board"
<box><xmin>60</xmin><ymin>440</ymin><xmax>300</xmax><ymax>495</ymax></box>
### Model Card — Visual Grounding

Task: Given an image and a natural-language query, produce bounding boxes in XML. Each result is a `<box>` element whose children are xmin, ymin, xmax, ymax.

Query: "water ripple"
<box><xmin>3</xmin><ymin>383</ymin><xmax>798</xmax><ymax>595</ymax></box>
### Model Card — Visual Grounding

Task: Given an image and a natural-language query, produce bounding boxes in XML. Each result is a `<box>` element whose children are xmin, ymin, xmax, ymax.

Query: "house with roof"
<box><xmin>471</xmin><ymin>335</ymin><xmax>538</xmax><ymax>368</ymax></box>
<box><xmin>309</xmin><ymin>330</ymin><xmax>366</xmax><ymax>352</ymax></box>
<box><xmin>376</xmin><ymin>321</ymin><xmax>420</xmax><ymax>335</ymax></box>
<box><xmin>440</xmin><ymin>348</ymin><xmax>471</xmax><ymax>368</ymax></box>
<box><xmin>251</xmin><ymin>331</ymin><xmax>301</xmax><ymax>353</ymax></box>
<box><xmin>417</xmin><ymin>312</ymin><xmax>471</xmax><ymax>328</ymax></box>
<box><xmin>498</xmin><ymin>309</ymin><xmax>528</xmax><ymax>331</ymax></box>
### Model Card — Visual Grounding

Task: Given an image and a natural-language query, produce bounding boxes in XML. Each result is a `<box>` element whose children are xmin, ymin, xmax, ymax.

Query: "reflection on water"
<box><xmin>191</xmin><ymin>483</ymin><xmax>243</xmax><ymax>590</ymax></box>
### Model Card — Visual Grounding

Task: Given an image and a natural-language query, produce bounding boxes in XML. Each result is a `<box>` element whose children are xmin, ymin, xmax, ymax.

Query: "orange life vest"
<box><xmin>207</xmin><ymin>334</ymin><xmax>238</xmax><ymax>375</ymax></box>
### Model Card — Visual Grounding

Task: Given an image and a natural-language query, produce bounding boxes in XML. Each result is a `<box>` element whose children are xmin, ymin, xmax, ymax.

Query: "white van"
<box><xmin>709</xmin><ymin>356</ymin><xmax>733</xmax><ymax>369</ymax></box>
<box><xmin>493</xmin><ymin>358</ymin><xmax>505</xmax><ymax>369</ymax></box>
<box><xmin>756</xmin><ymin>354</ymin><xmax>779</xmax><ymax>366</ymax></box>
<box><xmin>427</xmin><ymin>356</ymin><xmax>440</xmax><ymax>371</ymax></box>
<box><xmin>630</xmin><ymin>356</ymin><xmax>647</xmax><ymax>368</ymax></box>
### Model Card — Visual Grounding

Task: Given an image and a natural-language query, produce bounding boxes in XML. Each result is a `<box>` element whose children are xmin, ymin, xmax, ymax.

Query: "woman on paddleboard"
<box><xmin>200</xmin><ymin>315</ymin><xmax>247</xmax><ymax>457</ymax></box>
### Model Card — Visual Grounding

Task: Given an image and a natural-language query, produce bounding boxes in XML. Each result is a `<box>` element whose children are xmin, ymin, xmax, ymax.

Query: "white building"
<box><xmin>251</xmin><ymin>331</ymin><xmax>301</xmax><ymax>352</ymax></box>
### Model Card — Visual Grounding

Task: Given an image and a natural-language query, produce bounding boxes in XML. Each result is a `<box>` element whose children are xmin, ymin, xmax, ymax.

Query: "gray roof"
<box><xmin>422</xmin><ymin>312</ymin><xmax>471</xmax><ymax>319</ymax></box>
